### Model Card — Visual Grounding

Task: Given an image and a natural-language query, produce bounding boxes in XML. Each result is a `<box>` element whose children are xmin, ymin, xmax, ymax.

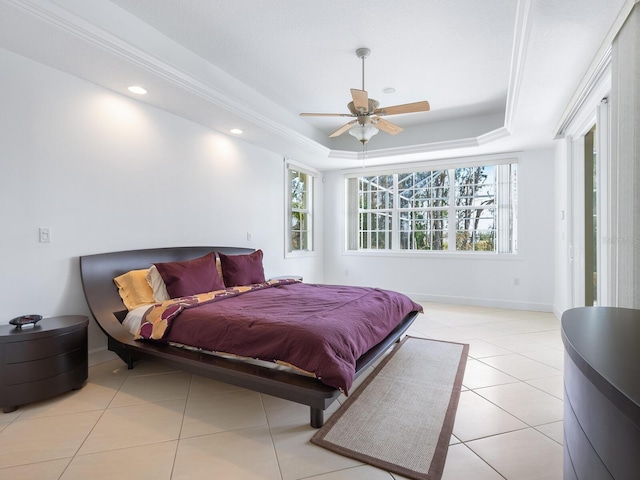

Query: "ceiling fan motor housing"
<box><xmin>347</xmin><ymin>98</ymin><xmax>380</xmax><ymax>116</ymax></box>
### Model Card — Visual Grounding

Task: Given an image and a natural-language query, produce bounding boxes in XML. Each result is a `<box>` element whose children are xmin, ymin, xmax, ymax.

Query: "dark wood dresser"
<box><xmin>0</xmin><ymin>315</ymin><xmax>88</xmax><ymax>413</ymax></box>
<box><xmin>561</xmin><ymin>307</ymin><xmax>640</xmax><ymax>480</ymax></box>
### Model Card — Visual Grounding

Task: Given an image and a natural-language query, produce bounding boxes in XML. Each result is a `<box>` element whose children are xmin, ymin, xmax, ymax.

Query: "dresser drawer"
<box><xmin>4</xmin><ymin>329</ymin><xmax>87</xmax><ymax>364</ymax></box>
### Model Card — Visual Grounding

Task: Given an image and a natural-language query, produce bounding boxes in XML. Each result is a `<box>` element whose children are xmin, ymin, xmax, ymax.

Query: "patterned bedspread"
<box><xmin>137</xmin><ymin>280</ymin><xmax>422</xmax><ymax>393</ymax></box>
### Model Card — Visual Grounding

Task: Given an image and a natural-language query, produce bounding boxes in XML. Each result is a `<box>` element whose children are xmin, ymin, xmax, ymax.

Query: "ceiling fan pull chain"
<box><xmin>362</xmin><ymin>143</ymin><xmax>367</xmax><ymax>168</ymax></box>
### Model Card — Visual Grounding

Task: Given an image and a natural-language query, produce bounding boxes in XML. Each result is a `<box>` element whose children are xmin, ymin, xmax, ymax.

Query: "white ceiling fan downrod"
<box><xmin>356</xmin><ymin>47</ymin><xmax>371</xmax><ymax>92</ymax></box>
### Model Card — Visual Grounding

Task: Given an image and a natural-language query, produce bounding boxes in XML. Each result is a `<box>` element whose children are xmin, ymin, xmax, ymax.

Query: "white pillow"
<box><xmin>146</xmin><ymin>265</ymin><xmax>170</xmax><ymax>302</ymax></box>
<box><xmin>122</xmin><ymin>304</ymin><xmax>152</xmax><ymax>335</ymax></box>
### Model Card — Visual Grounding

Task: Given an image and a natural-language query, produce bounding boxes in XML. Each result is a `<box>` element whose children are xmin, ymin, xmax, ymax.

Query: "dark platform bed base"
<box><xmin>80</xmin><ymin>246</ymin><xmax>418</xmax><ymax>428</ymax></box>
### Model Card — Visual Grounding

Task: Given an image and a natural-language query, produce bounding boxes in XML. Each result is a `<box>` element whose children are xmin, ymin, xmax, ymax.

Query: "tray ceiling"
<box><xmin>0</xmin><ymin>0</ymin><xmax>631</xmax><ymax>169</ymax></box>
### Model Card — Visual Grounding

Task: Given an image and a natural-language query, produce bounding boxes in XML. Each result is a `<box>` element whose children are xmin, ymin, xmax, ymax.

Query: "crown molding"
<box><xmin>328</xmin><ymin>137</ymin><xmax>480</xmax><ymax>162</ymax></box>
<box><xmin>328</xmin><ymin>126</ymin><xmax>511</xmax><ymax>161</ymax></box>
<box><xmin>554</xmin><ymin>48</ymin><xmax>612</xmax><ymax>138</ymax></box>
<box><xmin>477</xmin><ymin>126</ymin><xmax>512</xmax><ymax>145</ymax></box>
<box><xmin>504</xmin><ymin>0</ymin><xmax>534</xmax><ymax>131</ymax></box>
<box><xmin>554</xmin><ymin>0</ymin><xmax>639</xmax><ymax>136</ymax></box>
<box><xmin>7</xmin><ymin>0</ymin><xmax>519</xmax><ymax>163</ymax></box>
<box><xmin>6</xmin><ymin>0</ymin><xmax>331</xmax><ymax>158</ymax></box>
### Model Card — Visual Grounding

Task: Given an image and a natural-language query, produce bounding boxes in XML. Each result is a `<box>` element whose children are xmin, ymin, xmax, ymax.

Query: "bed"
<box><xmin>79</xmin><ymin>246</ymin><xmax>421</xmax><ymax>427</ymax></box>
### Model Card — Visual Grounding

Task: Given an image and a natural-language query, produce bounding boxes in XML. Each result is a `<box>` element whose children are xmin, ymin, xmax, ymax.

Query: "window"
<box><xmin>398</xmin><ymin>170</ymin><xmax>449</xmax><ymax>251</ymax></box>
<box><xmin>287</xmin><ymin>164</ymin><xmax>314</xmax><ymax>253</ymax></box>
<box><xmin>347</xmin><ymin>162</ymin><xmax>517</xmax><ymax>253</ymax></box>
<box><xmin>357</xmin><ymin>174</ymin><xmax>394</xmax><ymax>249</ymax></box>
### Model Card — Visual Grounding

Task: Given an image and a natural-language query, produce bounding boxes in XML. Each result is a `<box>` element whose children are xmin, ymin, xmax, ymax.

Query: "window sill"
<box><xmin>342</xmin><ymin>250</ymin><xmax>521</xmax><ymax>261</ymax></box>
<box><xmin>285</xmin><ymin>250</ymin><xmax>316</xmax><ymax>259</ymax></box>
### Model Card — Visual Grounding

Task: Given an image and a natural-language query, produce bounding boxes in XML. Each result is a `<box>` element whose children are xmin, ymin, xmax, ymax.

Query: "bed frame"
<box><xmin>79</xmin><ymin>246</ymin><xmax>419</xmax><ymax>427</ymax></box>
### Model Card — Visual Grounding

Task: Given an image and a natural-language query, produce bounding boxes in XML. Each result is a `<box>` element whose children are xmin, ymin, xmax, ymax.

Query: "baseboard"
<box><xmin>88</xmin><ymin>347</ymin><xmax>118</xmax><ymax>367</ymax></box>
<box><xmin>552</xmin><ymin>305</ymin><xmax>566</xmax><ymax>321</ymax></box>
<box><xmin>405</xmin><ymin>292</ymin><xmax>554</xmax><ymax>313</ymax></box>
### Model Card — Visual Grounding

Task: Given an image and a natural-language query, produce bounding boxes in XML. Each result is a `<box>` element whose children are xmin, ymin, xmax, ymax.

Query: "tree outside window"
<box><xmin>348</xmin><ymin>162</ymin><xmax>517</xmax><ymax>253</ymax></box>
<box><xmin>288</xmin><ymin>168</ymin><xmax>313</xmax><ymax>253</ymax></box>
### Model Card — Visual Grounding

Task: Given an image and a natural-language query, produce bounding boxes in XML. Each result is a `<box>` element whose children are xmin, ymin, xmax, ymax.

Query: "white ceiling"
<box><xmin>0</xmin><ymin>0</ymin><xmax>632</xmax><ymax>169</ymax></box>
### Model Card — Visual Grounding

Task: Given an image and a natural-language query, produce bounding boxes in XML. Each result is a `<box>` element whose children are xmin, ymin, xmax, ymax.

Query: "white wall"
<box><xmin>0</xmin><ymin>48</ymin><xmax>324</xmax><ymax>352</ymax></box>
<box><xmin>322</xmin><ymin>149</ymin><xmax>556</xmax><ymax>311</ymax></box>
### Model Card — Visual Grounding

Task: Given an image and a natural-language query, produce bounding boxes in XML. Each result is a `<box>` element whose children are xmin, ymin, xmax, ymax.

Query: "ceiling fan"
<box><xmin>300</xmin><ymin>47</ymin><xmax>430</xmax><ymax>145</ymax></box>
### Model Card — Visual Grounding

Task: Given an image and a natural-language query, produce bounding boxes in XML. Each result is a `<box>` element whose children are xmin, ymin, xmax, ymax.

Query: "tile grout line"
<box><xmin>260</xmin><ymin>393</ymin><xmax>286</xmax><ymax>480</ymax></box>
<box><xmin>169</xmin><ymin>373</ymin><xmax>193</xmax><ymax>479</ymax></box>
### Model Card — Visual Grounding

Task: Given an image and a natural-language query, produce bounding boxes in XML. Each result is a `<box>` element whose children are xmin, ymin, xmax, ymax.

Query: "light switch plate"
<box><xmin>39</xmin><ymin>227</ymin><xmax>51</xmax><ymax>243</ymax></box>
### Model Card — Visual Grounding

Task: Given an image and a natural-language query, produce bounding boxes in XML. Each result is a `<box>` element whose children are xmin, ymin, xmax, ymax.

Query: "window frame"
<box><xmin>285</xmin><ymin>160</ymin><xmax>316</xmax><ymax>257</ymax></box>
<box><xmin>345</xmin><ymin>157</ymin><xmax>518</xmax><ymax>255</ymax></box>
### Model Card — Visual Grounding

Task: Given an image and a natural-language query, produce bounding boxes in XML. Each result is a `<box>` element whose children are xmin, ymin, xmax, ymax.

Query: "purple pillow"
<box><xmin>219</xmin><ymin>250</ymin><xmax>265</xmax><ymax>287</ymax></box>
<box><xmin>154</xmin><ymin>252</ymin><xmax>225</xmax><ymax>298</ymax></box>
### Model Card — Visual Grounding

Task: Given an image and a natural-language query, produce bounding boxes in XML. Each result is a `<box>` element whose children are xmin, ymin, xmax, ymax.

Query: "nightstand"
<box><xmin>0</xmin><ymin>315</ymin><xmax>88</xmax><ymax>413</ymax></box>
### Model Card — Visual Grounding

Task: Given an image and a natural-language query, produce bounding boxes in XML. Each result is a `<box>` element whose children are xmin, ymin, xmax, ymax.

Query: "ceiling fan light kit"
<box><xmin>300</xmin><ymin>47</ymin><xmax>430</xmax><ymax>147</ymax></box>
<box><xmin>348</xmin><ymin>123</ymin><xmax>379</xmax><ymax>144</ymax></box>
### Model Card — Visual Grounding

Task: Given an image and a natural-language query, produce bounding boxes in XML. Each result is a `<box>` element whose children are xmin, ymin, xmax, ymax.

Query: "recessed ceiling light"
<box><xmin>383</xmin><ymin>87</ymin><xmax>396</xmax><ymax>94</ymax></box>
<box><xmin>127</xmin><ymin>85</ymin><xmax>147</xmax><ymax>95</ymax></box>
<box><xmin>230</xmin><ymin>128</ymin><xmax>243</xmax><ymax>134</ymax></box>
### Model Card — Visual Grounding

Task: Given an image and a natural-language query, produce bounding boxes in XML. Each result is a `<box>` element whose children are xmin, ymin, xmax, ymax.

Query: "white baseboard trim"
<box><xmin>88</xmin><ymin>347</ymin><xmax>118</xmax><ymax>367</ymax></box>
<box><xmin>552</xmin><ymin>305</ymin><xmax>567</xmax><ymax>322</ymax></box>
<box><xmin>405</xmin><ymin>292</ymin><xmax>554</xmax><ymax>313</ymax></box>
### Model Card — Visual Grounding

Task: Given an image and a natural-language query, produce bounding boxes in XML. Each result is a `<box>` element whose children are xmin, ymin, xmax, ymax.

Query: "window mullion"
<box><xmin>496</xmin><ymin>164</ymin><xmax>507</xmax><ymax>253</ymax></box>
<box><xmin>392</xmin><ymin>173</ymin><xmax>399</xmax><ymax>250</ymax></box>
<box><xmin>448</xmin><ymin>168</ymin><xmax>456</xmax><ymax>251</ymax></box>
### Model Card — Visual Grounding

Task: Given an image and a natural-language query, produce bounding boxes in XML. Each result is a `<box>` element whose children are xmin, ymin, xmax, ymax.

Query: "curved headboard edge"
<box><xmin>79</xmin><ymin>246</ymin><xmax>255</xmax><ymax>343</ymax></box>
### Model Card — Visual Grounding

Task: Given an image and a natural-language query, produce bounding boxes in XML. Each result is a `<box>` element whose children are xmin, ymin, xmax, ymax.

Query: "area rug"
<box><xmin>311</xmin><ymin>336</ymin><xmax>468</xmax><ymax>480</ymax></box>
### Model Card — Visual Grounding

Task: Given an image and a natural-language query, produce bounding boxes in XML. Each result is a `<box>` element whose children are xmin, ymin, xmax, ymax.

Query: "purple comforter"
<box><xmin>161</xmin><ymin>282</ymin><xmax>422</xmax><ymax>393</ymax></box>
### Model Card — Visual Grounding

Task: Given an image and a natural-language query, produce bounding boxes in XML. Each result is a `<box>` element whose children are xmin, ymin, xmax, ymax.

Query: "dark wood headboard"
<box><xmin>79</xmin><ymin>246</ymin><xmax>254</xmax><ymax>344</ymax></box>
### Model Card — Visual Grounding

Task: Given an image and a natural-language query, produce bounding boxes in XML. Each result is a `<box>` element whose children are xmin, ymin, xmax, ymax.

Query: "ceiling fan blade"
<box><xmin>373</xmin><ymin>117</ymin><xmax>404</xmax><ymax>135</ymax></box>
<box><xmin>329</xmin><ymin>119</ymin><xmax>357</xmax><ymax>138</ymax></box>
<box><xmin>300</xmin><ymin>113</ymin><xmax>353</xmax><ymax>117</ymax></box>
<box><xmin>374</xmin><ymin>101</ymin><xmax>431</xmax><ymax>116</ymax></box>
<box><xmin>351</xmin><ymin>89</ymin><xmax>369</xmax><ymax>112</ymax></box>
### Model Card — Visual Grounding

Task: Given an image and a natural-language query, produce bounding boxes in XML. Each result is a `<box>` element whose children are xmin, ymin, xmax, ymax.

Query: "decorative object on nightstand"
<box><xmin>8</xmin><ymin>314</ymin><xmax>43</xmax><ymax>329</ymax></box>
<box><xmin>0</xmin><ymin>315</ymin><xmax>88</xmax><ymax>413</ymax></box>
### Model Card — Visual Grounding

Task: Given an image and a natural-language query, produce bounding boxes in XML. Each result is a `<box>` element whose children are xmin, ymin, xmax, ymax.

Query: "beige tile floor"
<box><xmin>0</xmin><ymin>303</ymin><xmax>564</xmax><ymax>479</ymax></box>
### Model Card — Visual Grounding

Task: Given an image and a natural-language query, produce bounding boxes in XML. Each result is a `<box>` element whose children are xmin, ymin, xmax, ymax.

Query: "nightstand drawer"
<box><xmin>3</xmin><ymin>347</ymin><xmax>87</xmax><ymax>386</ymax></box>
<box><xmin>4</xmin><ymin>329</ymin><xmax>87</xmax><ymax>364</ymax></box>
<box><xmin>0</xmin><ymin>364</ymin><xmax>87</xmax><ymax>408</ymax></box>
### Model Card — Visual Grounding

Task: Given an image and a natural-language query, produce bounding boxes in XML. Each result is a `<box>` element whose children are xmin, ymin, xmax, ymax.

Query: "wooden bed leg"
<box><xmin>115</xmin><ymin>351</ymin><xmax>135</xmax><ymax>370</ymax></box>
<box><xmin>310</xmin><ymin>407</ymin><xmax>324</xmax><ymax>428</ymax></box>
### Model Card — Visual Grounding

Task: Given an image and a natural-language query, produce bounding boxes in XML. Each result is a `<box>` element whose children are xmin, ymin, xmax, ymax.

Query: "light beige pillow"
<box><xmin>113</xmin><ymin>269</ymin><xmax>155</xmax><ymax>311</ymax></box>
<box><xmin>146</xmin><ymin>265</ymin><xmax>170</xmax><ymax>302</ymax></box>
<box><xmin>216</xmin><ymin>257</ymin><xmax>224</xmax><ymax>286</ymax></box>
